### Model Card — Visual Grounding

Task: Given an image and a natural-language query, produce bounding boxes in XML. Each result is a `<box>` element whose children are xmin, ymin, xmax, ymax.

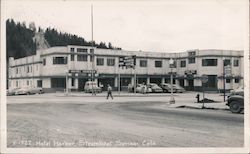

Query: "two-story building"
<box><xmin>8</xmin><ymin>45</ymin><xmax>244</xmax><ymax>92</ymax></box>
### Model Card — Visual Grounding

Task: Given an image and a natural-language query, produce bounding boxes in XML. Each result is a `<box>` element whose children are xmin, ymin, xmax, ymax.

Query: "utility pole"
<box><xmin>223</xmin><ymin>60</ymin><xmax>226</xmax><ymax>102</ymax></box>
<box><xmin>91</xmin><ymin>5</ymin><xmax>95</xmax><ymax>95</ymax></box>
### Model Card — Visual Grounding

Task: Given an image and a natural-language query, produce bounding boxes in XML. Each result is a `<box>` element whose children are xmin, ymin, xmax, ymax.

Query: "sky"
<box><xmin>2</xmin><ymin>0</ymin><xmax>248</xmax><ymax>52</ymax></box>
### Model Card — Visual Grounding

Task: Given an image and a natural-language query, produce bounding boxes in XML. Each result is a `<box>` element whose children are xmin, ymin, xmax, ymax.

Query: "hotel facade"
<box><xmin>8</xmin><ymin>45</ymin><xmax>244</xmax><ymax>92</ymax></box>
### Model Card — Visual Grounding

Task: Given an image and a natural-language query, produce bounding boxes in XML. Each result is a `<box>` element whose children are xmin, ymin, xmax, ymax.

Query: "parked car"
<box><xmin>228</xmin><ymin>85</ymin><xmax>244</xmax><ymax>97</ymax></box>
<box><xmin>84</xmin><ymin>81</ymin><xmax>102</xmax><ymax>93</ymax></box>
<box><xmin>15</xmin><ymin>87</ymin><xmax>44</xmax><ymax>95</ymax></box>
<box><xmin>128</xmin><ymin>84</ymin><xmax>134</xmax><ymax>92</ymax></box>
<box><xmin>173</xmin><ymin>84</ymin><xmax>186</xmax><ymax>93</ymax></box>
<box><xmin>136</xmin><ymin>84</ymin><xmax>152</xmax><ymax>93</ymax></box>
<box><xmin>147</xmin><ymin>83</ymin><xmax>163</xmax><ymax>93</ymax></box>
<box><xmin>7</xmin><ymin>88</ymin><xmax>21</xmax><ymax>96</ymax></box>
<box><xmin>160</xmin><ymin>83</ymin><xmax>175</xmax><ymax>93</ymax></box>
<box><xmin>226</xmin><ymin>92</ymin><xmax>244</xmax><ymax>113</ymax></box>
<box><xmin>230</xmin><ymin>85</ymin><xmax>244</xmax><ymax>94</ymax></box>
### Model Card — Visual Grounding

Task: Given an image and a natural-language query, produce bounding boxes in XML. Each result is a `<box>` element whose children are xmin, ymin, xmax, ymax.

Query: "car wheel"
<box><xmin>27</xmin><ymin>92</ymin><xmax>31</xmax><ymax>95</ymax></box>
<box><xmin>229</xmin><ymin>101</ymin><xmax>242</xmax><ymax>113</ymax></box>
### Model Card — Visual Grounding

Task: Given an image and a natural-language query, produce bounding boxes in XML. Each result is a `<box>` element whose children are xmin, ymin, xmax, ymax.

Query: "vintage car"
<box><xmin>15</xmin><ymin>87</ymin><xmax>44</xmax><ymax>95</ymax></box>
<box><xmin>84</xmin><ymin>81</ymin><xmax>102</xmax><ymax>93</ymax></box>
<box><xmin>226</xmin><ymin>92</ymin><xmax>244</xmax><ymax>113</ymax></box>
<box><xmin>173</xmin><ymin>84</ymin><xmax>186</xmax><ymax>93</ymax></box>
<box><xmin>147</xmin><ymin>83</ymin><xmax>163</xmax><ymax>93</ymax></box>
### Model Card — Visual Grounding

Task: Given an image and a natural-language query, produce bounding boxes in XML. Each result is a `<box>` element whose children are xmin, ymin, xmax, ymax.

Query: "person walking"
<box><xmin>107</xmin><ymin>84</ymin><xmax>113</xmax><ymax>100</ymax></box>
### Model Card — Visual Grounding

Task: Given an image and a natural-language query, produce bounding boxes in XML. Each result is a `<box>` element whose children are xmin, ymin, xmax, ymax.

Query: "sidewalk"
<box><xmin>55</xmin><ymin>91</ymin><xmax>229</xmax><ymax>110</ymax></box>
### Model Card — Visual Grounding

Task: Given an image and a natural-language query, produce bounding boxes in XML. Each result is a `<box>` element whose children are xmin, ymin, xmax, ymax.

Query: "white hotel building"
<box><xmin>8</xmin><ymin>45</ymin><xmax>244</xmax><ymax>92</ymax></box>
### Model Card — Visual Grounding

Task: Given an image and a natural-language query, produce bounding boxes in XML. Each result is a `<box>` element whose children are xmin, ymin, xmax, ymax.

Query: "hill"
<box><xmin>6</xmin><ymin>19</ymin><xmax>121</xmax><ymax>60</ymax></box>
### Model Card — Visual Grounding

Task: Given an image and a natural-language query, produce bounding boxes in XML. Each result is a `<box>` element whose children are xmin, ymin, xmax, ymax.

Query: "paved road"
<box><xmin>7</xmin><ymin>94</ymin><xmax>243</xmax><ymax>147</ymax></box>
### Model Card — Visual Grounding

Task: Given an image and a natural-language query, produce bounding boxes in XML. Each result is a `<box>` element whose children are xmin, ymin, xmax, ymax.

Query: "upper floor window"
<box><xmin>71</xmin><ymin>55</ymin><xmax>75</xmax><ymax>61</ymax></box>
<box><xmin>77</xmin><ymin>55</ymin><xmax>87</xmax><ymax>61</ymax></box>
<box><xmin>180</xmin><ymin>60</ymin><xmax>186</xmax><ymax>67</ymax></box>
<box><xmin>188</xmin><ymin>57</ymin><xmax>195</xmax><ymax>64</ymax></box>
<box><xmin>202</xmin><ymin>59</ymin><xmax>217</xmax><ymax>66</ymax></box>
<box><xmin>27</xmin><ymin>66</ymin><xmax>30</xmax><ymax>73</ymax></box>
<box><xmin>188</xmin><ymin>51</ymin><xmax>196</xmax><ymax>56</ymax></box>
<box><xmin>77</xmin><ymin>48</ymin><xmax>88</xmax><ymax>53</ymax></box>
<box><xmin>140</xmin><ymin>60</ymin><xmax>147</xmax><ymax>67</ymax></box>
<box><xmin>235</xmin><ymin>78</ymin><xmax>239</xmax><ymax>83</ymax></box>
<box><xmin>224</xmin><ymin>59</ymin><xmax>231</xmax><ymax>66</ymax></box>
<box><xmin>233</xmin><ymin>59</ymin><xmax>239</xmax><ymax>67</ymax></box>
<box><xmin>107</xmin><ymin>58</ymin><xmax>115</xmax><ymax>66</ymax></box>
<box><xmin>155</xmin><ymin>60</ymin><xmax>162</xmax><ymax>68</ymax></box>
<box><xmin>97</xmin><ymin>58</ymin><xmax>104</xmax><ymax>66</ymax></box>
<box><xmin>43</xmin><ymin>58</ymin><xmax>46</xmax><ymax>65</ymax></box>
<box><xmin>16</xmin><ymin>68</ymin><xmax>18</xmax><ymax>74</ymax></box>
<box><xmin>70</xmin><ymin>48</ymin><xmax>75</xmax><ymax>52</ymax></box>
<box><xmin>53</xmin><ymin>57</ymin><xmax>68</xmax><ymax>64</ymax></box>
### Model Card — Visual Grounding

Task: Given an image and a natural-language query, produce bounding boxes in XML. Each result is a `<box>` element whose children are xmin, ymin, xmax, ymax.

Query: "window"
<box><xmin>171</xmin><ymin>61</ymin><xmax>177</xmax><ymax>68</ymax></box>
<box><xmin>188</xmin><ymin>57</ymin><xmax>195</xmax><ymax>64</ymax></box>
<box><xmin>235</xmin><ymin>78</ymin><xmax>239</xmax><ymax>83</ymax></box>
<box><xmin>27</xmin><ymin>66</ymin><xmax>30</xmax><ymax>73</ymax></box>
<box><xmin>224</xmin><ymin>59</ymin><xmax>231</xmax><ymax>66</ymax></box>
<box><xmin>16</xmin><ymin>68</ymin><xmax>18</xmax><ymax>74</ymax></box>
<box><xmin>77</xmin><ymin>48</ymin><xmax>88</xmax><ymax>53</ymax></box>
<box><xmin>188</xmin><ymin>51</ymin><xmax>196</xmax><ymax>56</ymax></box>
<box><xmin>180</xmin><ymin>60</ymin><xmax>186</xmax><ymax>67</ymax></box>
<box><xmin>234</xmin><ymin>59</ymin><xmax>239</xmax><ymax>67</ymax></box>
<box><xmin>107</xmin><ymin>58</ymin><xmax>115</xmax><ymax>66</ymax></box>
<box><xmin>77</xmin><ymin>55</ymin><xmax>87</xmax><ymax>61</ymax></box>
<box><xmin>70</xmin><ymin>48</ymin><xmax>74</xmax><ymax>52</ymax></box>
<box><xmin>30</xmin><ymin>66</ymin><xmax>32</xmax><ymax>73</ymax></box>
<box><xmin>53</xmin><ymin>57</ymin><xmax>68</xmax><ymax>64</ymax></box>
<box><xmin>16</xmin><ymin>81</ymin><xmax>18</xmax><ymax>87</ymax></box>
<box><xmin>97</xmin><ymin>58</ymin><xmax>104</xmax><ymax>66</ymax></box>
<box><xmin>27</xmin><ymin>80</ymin><xmax>29</xmax><ymax>86</ymax></box>
<box><xmin>140</xmin><ymin>60</ymin><xmax>147</xmax><ymax>67</ymax></box>
<box><xmin>43</xmin><ymin>58</ymin><xmax>46</xmax><ymax>65</ymax></box>
<box><xmin>71</xmin><ymin>55</ymin><xmax>75</xmax><ymax>61</ymax></box>
<box><xmin>226</xmin><ymin>79</ymin><xmax>231</xmax><ymax>83</ymax></box>
<box><xmin>36</xmin><ymin>65</ymin><xmax>38</xmax><ymax>71</ymax></box>
<box><xmin>202</xmin><ymin>59</ymin><xmax>218</xmax><ymax>66</ymax></box>
<box><xmin>51</xmin><ymin>78</ymin><xmax>66</xmax><ymax>88</ymax></box>
<box><xmin>155</xmin><ymin>60</ymin><xmax>162</xmax><ymax>68</ymax></box>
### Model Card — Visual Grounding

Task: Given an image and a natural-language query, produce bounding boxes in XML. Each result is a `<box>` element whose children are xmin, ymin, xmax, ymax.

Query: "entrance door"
<box><xmin>188</xmin><ymin>79</ymin><xmax>194</xmax><ymax>91</ymax></box>
<box><xmin>37</xmin><ymin>80</ymin><xmax>42</xmax><ymax>87</ymax></box>
<box><xmin>179</xmin><ymin>79</ymin><xmax>184</xmax><ymax>87</ymax></box>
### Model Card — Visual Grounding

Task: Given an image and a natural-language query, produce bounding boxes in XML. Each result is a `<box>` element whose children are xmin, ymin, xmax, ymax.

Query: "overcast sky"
<box><xmin>2</xmin><ymin>0</ymin><xmax>248</xmax><ymax>52</ymax></box>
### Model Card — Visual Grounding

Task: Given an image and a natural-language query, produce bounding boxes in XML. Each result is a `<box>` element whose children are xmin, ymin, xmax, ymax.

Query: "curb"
<box><xmin>175</xmin><ymin>105</ymin><xmax>229</xmax><ymax>111</ymax></box>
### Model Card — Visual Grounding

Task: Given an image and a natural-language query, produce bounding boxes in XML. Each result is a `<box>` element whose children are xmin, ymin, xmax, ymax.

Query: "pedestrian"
<box><xmin>142</xmin><ymin>82</ymin><xmax>146</xmax><ymax>94</ymax></box>
<box><xmin>107</xmin><ymin>84</ymin><xmax>113</xmax><ymax>100</ymax></box>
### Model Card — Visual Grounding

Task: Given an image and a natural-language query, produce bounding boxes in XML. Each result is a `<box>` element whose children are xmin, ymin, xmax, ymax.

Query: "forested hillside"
<box><xmin>6</xmin><ymin>19</ymin><xmax>121</xmax><ymax>60</ymax></box>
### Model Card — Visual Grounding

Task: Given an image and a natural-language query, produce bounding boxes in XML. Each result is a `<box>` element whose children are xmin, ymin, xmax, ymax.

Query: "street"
<box><xmin>7</xmin><ymin>93</ymin><xmax>244</xmax><ymax>147</ymax></box>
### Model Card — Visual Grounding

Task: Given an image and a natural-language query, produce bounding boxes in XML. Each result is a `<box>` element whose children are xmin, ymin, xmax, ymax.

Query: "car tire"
<box><xmin>229</xmin><ymin>101</ymin><xmax>242</xmax><ymax>113</ymax></box>
<box><xmin>27</xmin><ymin>92</ymin><xmax>31</xmax><ymax>95</ymax></box>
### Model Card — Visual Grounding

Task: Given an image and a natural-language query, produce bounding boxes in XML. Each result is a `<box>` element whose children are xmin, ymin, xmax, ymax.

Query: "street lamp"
<box><xmin>169</xmin><ymin>58</ymin><xmax>175</xmax><ymax>104</ymax></box>
<box><xmin>65</xmin><ymin>70</ymin><xmax>69</xmax><ymax>95</ymax></box>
